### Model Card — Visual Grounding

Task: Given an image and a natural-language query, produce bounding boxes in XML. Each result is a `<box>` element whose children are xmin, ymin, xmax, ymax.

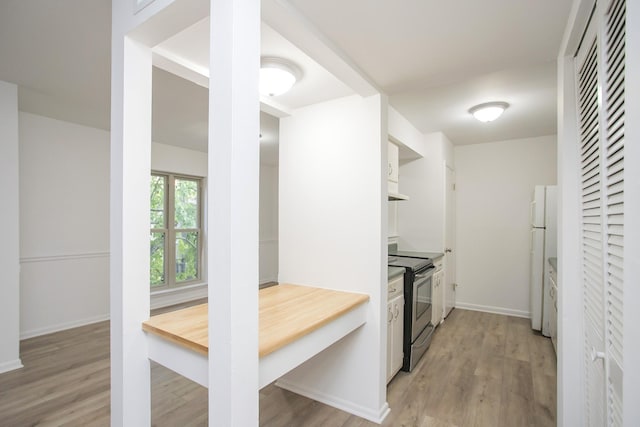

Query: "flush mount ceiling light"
<box><xmin>469</xmin><ymin>101</ymin><xmax>509</xmax><ymax>122</ymax></box>
<box><xmin>260</xmin><ymin>57</ymin><xmax>302</xmax><ymax>97</ymax></box>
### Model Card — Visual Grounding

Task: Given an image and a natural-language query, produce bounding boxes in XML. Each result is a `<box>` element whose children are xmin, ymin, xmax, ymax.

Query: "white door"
<box><xmin>444</xmin><ymin>165</ymin><xmax>456</xmax><ymax>317</ymax></box>
<box><xmin>576</xmin><ymin>15</ymin><xmax>606</xmax><ymax>427</ymax></box>
<box><xmin>575</xmin><ymin>1</ymin><xmax>625</xmax><ymax>423</ymax></box>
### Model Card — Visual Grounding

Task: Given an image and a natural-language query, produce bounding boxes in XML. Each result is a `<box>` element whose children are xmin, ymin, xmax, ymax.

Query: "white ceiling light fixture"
<box><xmin>469</xmin><ymin>101</ymin><xmax>509</xmax><ymax>122</ymax></box>
<box><xmin>260</xmin><ymin>57</ymin><xmax>302</xmax><ymax>97</ymax></box>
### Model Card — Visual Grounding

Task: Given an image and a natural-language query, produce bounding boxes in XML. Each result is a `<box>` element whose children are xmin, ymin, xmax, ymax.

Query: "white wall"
<box><xmin>151</xmin><ymin>141</ymin><xmax>207</xmax><ymax>176</ymax></box>
<box><xmin>397</xmin><ymin>132</ymin><xmax>454</xmax><ymax>251</ymax></box>
<box><xmin>18</xmin><ymin>113</ymin><xmax>213</xmax><ymax>337</ymax></box>
<box><xmin>19</xmin><ymin>112</ymin><xmax>111</xmax><ymax>338</ymax></box>
<box><xmin>278</xmin><ymin>94</ymin><xmax>388</xmax><ymax>422</ymax></box>
<box><xmin>0</xmin><ymin>81</ymin><xmax>22</xmax><ymax>373</ymax></box>
<box><xmin>259</xmin><ymin>164</ymin><xmax>278</xmax><ymax>284</ymax></box>
<box><xmin>454</xmin><ymin>135</ymin><xmax>557</xmax><ymax>317</ymax></box>
<box><xmin>388</xmin><ymin>106</ymin><xmax>428</xmax><ymax>157</ymax></box>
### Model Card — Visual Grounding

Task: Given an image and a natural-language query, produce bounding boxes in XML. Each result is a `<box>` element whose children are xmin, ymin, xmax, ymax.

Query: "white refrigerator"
<box><xmin>529</xmin><ymin>185</ymin><xmax>557</xmax><ymax>335</ymax></box>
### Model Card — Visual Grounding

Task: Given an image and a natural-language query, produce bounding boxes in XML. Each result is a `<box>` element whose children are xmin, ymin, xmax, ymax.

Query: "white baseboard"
<box><xmin>20</xmin><ymin>285</ymin><xmax>209</xmax><ymax>339</ymax></box>
<box><xmin>20</xmin><ymin>314</ymin><xmax>110</xmax><ymax>340</ymax></box>
<box><xmin>0</xmin><ymin>359</ymin><xmax>24</xmax><ymax>374</ymax></box>
<box><xmin>455</xmin><ymin>302</ymin><xmax>530</xmax><ymax>319</ymax></box>
<box><xmin>259</xmin><ymin>275</ymin><xmax>278</xmax><ymax>285</ymax></box>
<box><xmin>275</xmin><ymin>378</ymin><xmax>390</xmax><ymax>424</ymax></box>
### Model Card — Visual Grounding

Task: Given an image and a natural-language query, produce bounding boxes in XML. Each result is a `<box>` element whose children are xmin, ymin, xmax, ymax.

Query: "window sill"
<box><xmin>150</xmin><ymin>282</ymin><xmax>208</xmax><ymax>310</ymax></box>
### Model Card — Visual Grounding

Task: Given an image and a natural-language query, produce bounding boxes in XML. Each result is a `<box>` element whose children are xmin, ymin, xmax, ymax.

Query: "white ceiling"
<box><xmin>0</xmin><ymin>0</ymin><xmax>573</xmax><ymax>150</ymax></box>
<box><xmin>286</xmin><ymin>0</ymin><xmax>573</xmax><ymax>144</ymax></box>
<box><xmin>0</xmin><ymin>0</ymin><xmax>111</xmax><ymax>131</ymax></box>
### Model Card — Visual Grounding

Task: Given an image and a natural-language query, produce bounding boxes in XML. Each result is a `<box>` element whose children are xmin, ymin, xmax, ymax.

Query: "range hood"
<box><xmin>388</xmin><ymin>192</ymin><xmax>409</xmax><ymax>201</ymax></box>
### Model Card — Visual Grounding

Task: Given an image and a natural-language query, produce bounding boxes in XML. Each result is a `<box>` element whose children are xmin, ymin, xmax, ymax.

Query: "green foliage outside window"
<box><xmin>150</xmin><ymin>173</ymin><xmax>201</xmax><ymax>287</ymax></box>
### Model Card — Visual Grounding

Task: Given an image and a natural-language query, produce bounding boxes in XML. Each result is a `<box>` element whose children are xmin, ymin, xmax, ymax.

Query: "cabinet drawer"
<box><xmin>388</xmin><ymin>275</ymin><xmax>404</xmax><ymax>299</ymax></box>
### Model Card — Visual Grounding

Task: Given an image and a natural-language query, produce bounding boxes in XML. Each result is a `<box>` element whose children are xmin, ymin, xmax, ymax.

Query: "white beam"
<box><xmin>110</xmin><ymin>35</ymin><xmax>153</xmax><ymax>427</ymax></box>
<box><xmin>262</xmin><ymin>0</ymin><xmax>382</xmax><ymax>97</ymax></box>
<box><xmin>152</xmin><ymin>49</ymin><xmax>209</xmax><ymax>88</ymax></box>
<box><xmin>208</xmin><ymin>0</ymin><xmax>260</xmax><ymax>425</ymax></box>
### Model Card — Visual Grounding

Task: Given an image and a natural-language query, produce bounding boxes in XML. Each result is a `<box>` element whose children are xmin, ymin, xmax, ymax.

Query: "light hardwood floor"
<box><xmin>0</xmin><ymin>308</ymin><xmax>556</xmax><ymax>426</ymax></box>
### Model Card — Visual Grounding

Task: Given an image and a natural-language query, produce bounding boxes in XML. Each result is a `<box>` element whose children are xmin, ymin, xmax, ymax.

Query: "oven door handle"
<box><xmin>413</xmin><ymin>325</ymin><xmax>434</xmax><ymax>349</ymax></box>
<box><xmin>414</xmin><ymin>268</ymin><xmax>435</xmax><ymax>279</ymax></box>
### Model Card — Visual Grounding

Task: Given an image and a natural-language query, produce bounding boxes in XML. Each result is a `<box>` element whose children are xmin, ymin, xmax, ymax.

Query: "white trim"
<box><xmin>455</xmin><ymin>302</ymin><xmax>530</xmax><ymax>319</ymax></box>
<box><xmin>276</xmin><ymin>378</ymin><xmax>391</xmax><ymax>424</ymax></box>
<box><xmin>20</xmin><ymin>313</ymin><xmax>109</xmax><ymax>340</ymax></box>
<box><xmin>259</xmin><ymin>275</ymin><xmax>278</xmax><ymax>285</ymax></box>
<box><xmin>20</xmin><ymin>251</ymin><xmax>110</xmax><ymax>264</ymax></box>
<box><xmin>0</xmin><ymin>359</ymin><xmax>23</xmax><ymax>374</ymax></box>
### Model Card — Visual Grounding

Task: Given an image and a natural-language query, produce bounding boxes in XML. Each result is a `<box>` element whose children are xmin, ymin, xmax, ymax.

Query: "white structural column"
<box><xmin>110</xmin><ymin>35</ymin><xmax>153</xmax><ymax>426</ymax></box>
<box><xmin>0</xmin><ymin>81</ymin><xmax>22</xmax><ymax>374</ymax></box>
<box><xmin>208</xmin><ymin>0</ymin><xmax>260</xmax><ymax>425</ymax></box>
<box><xmin>277</xmin><ymin>95</ymin><xmax>389</xmax><ymax>423</ymax></box>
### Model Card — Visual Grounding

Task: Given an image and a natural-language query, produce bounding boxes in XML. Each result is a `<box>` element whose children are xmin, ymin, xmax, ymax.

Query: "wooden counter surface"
<box><xmin>142</xmin><ymin>284</ymin><xmax>369</xmax><ymax>358</ymax></box>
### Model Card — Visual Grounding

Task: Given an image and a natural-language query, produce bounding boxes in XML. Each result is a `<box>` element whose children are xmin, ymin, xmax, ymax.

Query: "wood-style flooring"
<box><xmin>0</xmin><ymin>308</ymin><xmax>556</xmax><ymax>426</ymax></box>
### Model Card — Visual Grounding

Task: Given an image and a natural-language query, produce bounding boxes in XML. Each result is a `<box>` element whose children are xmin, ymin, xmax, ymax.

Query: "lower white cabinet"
<box><xmin>432</xmin><ymin>259</ymin><xmax>444</xmax><ymax>326</ymax></box>
<box><xmin>387</xmin><ymin>275</ymin><xmax>404</xmax><ymax>383</ymax></box>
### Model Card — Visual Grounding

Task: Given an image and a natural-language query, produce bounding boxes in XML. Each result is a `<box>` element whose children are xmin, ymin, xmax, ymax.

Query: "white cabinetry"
<box><xmin>388</xmin><ymin>141</ymin><xmax>408</xmax><ymax>202</ymax></box>
<box><xmin>388</xmin><ymin>142</ymin><xmax>399</xmax><ymax>183</ymax></box>
<box><xmin>432</xmin><ymin>258</ymin><xmax>444</xmax><ymax>326</ymax></box>
<box><xmin>386</xmin><ymin>274</ymin><xmax>404</xmax><ymax>383</ymax></box>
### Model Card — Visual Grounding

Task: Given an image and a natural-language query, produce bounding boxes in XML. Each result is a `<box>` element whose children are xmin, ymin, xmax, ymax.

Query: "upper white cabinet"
<box><xmin>388</xmin><ymin>141</ymin><xmax>409</xmax><ymax>200</ymax></box>
<box><xmin>388</xmin><ymin>142</ymin><xmax>399</xmax><ymax>183</ymax></box>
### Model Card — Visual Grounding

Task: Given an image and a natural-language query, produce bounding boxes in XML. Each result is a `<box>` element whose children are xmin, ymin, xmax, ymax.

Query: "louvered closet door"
<box><xmin>603</xmin><ymin>0</ymin><xmax>625</xmax><ymax>424</ymax></box>
<box><xmin>575</xmin><ymin>0</ymin><xmax>626</xmax><ymax>425</ymax></box>
<box><xmin>576</xmin><ymin>18</ymin><xmax>606</xmax><ymax>425</ymax></box>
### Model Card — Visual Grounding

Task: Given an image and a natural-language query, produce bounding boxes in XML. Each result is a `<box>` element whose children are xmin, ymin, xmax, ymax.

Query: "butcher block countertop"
<box><xmin>142</xmin><ymin>283</ymin><xmax>370</xmax><ymax>358</ymax></box>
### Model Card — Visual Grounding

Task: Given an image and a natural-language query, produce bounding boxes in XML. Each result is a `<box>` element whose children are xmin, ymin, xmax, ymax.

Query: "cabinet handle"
<box><xmin>394</xmin><ymin>305</ymin><xmax>400</xmax><ymax>319</ymax></box>
<box><xmin>388</xmin><ymin>307</ymin><xmax>393</xmax><ymax>324</ymax></box>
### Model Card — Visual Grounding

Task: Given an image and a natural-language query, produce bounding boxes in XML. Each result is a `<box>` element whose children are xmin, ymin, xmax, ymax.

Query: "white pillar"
<box><xmin>110</xmin><ymin>36</ymin><xmax>152</xmax><ymax>426</ymax></box>
<box><xmin>208</xmin><ymin>0</ymin><xmax>260</xmax><ymax>424</ymax></box>
<box><xmin>0</xmin><ymin>80</ymin><xmax>22</xmax><ymax>374</ymax></box>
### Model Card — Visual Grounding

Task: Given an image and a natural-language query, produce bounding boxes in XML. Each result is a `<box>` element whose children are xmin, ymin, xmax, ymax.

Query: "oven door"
<box><xmin>411</xmin><ymin>266</ymin><xmax>434</xmax><ymax>342</ymax></box>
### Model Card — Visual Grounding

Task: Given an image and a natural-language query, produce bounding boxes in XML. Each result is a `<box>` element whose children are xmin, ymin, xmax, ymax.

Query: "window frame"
<box><xmin>150</xmin><ymin>171</ymin><xmax>203</xmax><ymax>290</ymax></box>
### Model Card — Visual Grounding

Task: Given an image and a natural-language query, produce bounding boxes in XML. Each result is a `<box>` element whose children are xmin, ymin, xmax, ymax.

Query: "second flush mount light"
<box><xmin>260</xmin><ymin>57</ymin><xmax>302</xmax><ymax>97</ymax></box>
<box><xmin>469</xmin><ymin>101</ymin><xmax>509</xmax><ymax>122</ymax></box>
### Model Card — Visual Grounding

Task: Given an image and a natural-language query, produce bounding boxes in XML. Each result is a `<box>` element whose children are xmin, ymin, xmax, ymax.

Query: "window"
<box><xmin>150</xmin><ymin>172</ymin><xmax>203</xmax><ymax>288</ymax></box>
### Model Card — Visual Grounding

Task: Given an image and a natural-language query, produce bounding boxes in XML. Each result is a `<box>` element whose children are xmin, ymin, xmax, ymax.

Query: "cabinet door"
<box><xmin>388</xmin><ymin>142</ymin><xmax>399</xmax><ymax>183</ymax></box>
<box><xmin>391</xmin><ymin>296</ymin><xmax>404</xmax><ymax>377</ymax></box>
<box><xmin>432</xmin><ymin>271</ymin><xmax>443</xmax><ymax>326</ymax></box>
<box><xmin>386</xmin><ymin>301</ymin><xmax>394</xmax><ymax>382</ymax></box>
